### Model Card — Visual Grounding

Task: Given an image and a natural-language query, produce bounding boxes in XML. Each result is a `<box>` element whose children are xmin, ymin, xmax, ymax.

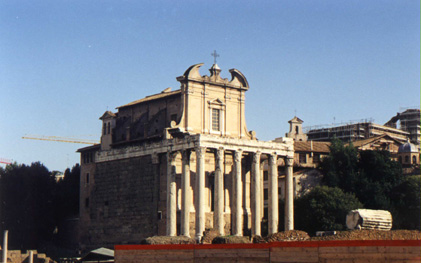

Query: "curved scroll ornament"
<box><xmin>183</xmin><ymin>63</ymin><xmax>204</xmax><ymax>80</ymax></box>
<box><xmin>229</xmin><ymin>68</ymin><xmax>249</xmax><ymax>89</ymax></box>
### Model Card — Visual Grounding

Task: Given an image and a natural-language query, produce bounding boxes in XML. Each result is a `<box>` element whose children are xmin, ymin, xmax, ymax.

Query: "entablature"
<box><xmin>95</xmin><ymin>134</ymin><xmax>294</xmax><ymax>163</ymax></box>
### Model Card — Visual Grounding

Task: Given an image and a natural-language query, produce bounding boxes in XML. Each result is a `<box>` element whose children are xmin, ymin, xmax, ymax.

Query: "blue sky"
<box><xmin>0</xmin><ymin>0</ymin><xmax>419</xmax><ymax>171</ymax></box>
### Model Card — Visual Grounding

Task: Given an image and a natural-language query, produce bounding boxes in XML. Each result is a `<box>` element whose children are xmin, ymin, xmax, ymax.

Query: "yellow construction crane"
<box><xmin>0</xmin><ymin>158</ymin><xmax>12</xmax><ymax>165</ymax></box>
<box><xmin>22</xmin><ymin>135</ymin><xmax>99</xmax><ymax>145</ymax></box>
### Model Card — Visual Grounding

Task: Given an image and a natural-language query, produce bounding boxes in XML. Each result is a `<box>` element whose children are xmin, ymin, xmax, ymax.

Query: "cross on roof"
<box><xmin>211</xmin><ymin>50</ymin><xmax>220</xmax><ymax>64</ymax></box>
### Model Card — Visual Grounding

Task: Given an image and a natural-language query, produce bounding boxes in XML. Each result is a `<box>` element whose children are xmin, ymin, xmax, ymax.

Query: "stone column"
<box><xmin>2</xmin><ymin>230</ymin><xmax>8</xmax><ymax>263</ymax></box>
<box><xmin>181</xmin><ymin>150</ymin><xmax>191</xmax><ymax>236</ymax></box>
<box><xmin>260</xmin><ymin>162</ymin><xmax>264</xmax><ymax>219</ymax></box>
<box><xmin>214</xmin><ymin>147</ymin><xmax>225</xmax><ymax>235</ymax></box>
<box><xmin>166</xmin><ymin>151</ymin><xmax>177</xmax><ymax>236</ymax></box>
<box><xmin>285</xmin><ymin>157</ymin><xmax>294</xmax><ymax>231</ymax></box>
<box><xmin>252</xmin><ymin>151</ymin><xmax>261</xmax><ymax>236</ymax></box>
<box><xmin>233</xmin><ymin>150</ymin><xmax>243</xmax><ymax>236</ymax></box>
<box><xmin>268</xmin><ymin>153</ymin><xmax>278</xmax><ymax>234</ymax></box>
<box><xmin>195</xmin><ymin>147</ymin><xmax>206</xmax><ymax>240</ymax></box>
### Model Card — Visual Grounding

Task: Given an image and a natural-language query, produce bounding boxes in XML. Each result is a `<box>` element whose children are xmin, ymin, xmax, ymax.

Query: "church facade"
<box><xmin>78</xmin><ymin>63</ymin><xmax>294</xmax><ymax>249</ymax></box>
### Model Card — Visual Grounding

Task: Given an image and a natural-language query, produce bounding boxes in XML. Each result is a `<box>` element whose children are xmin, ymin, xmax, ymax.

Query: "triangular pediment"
<box><xmin>350</xmin><ymin>134</ymin><xmax>404</xmax><ymax>148</ymax></box>
<box><xmin>289</xmin><ymin>116</ymin><xmax>304</xmax><ymax>124</ymax></box>
<box><xmin>208</xmin><ymin>98</ymin><xmax>224</xmax><ymax>105</ymax></box>
<box><xmin>99</xmin><ymin>111</ymin><xmax>116</xmax><ymax>120</ymax></box>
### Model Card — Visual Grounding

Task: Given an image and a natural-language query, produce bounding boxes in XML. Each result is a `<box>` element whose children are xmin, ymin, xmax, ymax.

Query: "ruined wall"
<box><xmin>2</xmin><ymin>250</ymin><xmax>54</xmax><ymax>263</ymax></box>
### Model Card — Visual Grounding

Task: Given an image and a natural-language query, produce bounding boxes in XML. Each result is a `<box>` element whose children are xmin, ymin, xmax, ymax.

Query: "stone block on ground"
<box><xmin>201</xmin><ymin>228</ymin><xmax>220</xmax><ymax>244</ymax></box>
<box><xmin>266</xmin><ymin>230</ymin><xmax>310</xmax><ymax>242</ymax></box>
<box><xmin>141</xmin><ymin>236</ymin><xmax>196</xmax><ymax>245</ymax></box>
<box><xmin>252</xmin><ymin>235</ymin><xmax>267</xmax><ymax>243</ymax></box>
<box><xmin>212</xmin><ymin>236</ymin><xmax>251</xmax><ymax>244</ymax></box>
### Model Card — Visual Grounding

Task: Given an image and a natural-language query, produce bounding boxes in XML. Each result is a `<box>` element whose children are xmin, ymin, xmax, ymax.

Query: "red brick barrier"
<box><xmin>115</xmin><ymin>240</ymin><xmax>421</xmax><ymax>263</ymax></box>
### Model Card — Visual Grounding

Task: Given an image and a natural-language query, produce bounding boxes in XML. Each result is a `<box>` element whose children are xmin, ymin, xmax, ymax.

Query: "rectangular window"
<box><xmin>212</xmin><ymin>109</ymin><xmax>220</xmax><ymax>131</ymax></box>
<box><xmin>299</xmin><ymin>153</ymin><xmax>307</xmax><ymax>163</ymax></box>
<box><xmin>264</xmin><ymin>189</ymin><xmax>268</xmax><ymax>200</ymax></box>
<box><xmin>313</xmin><ymin>153</ymin><xmax>320</xmax><ymax>163</ymax></box>
<box><xmin>86</xmin><ymin>173</ymin><xmax>90</xmax><ymax>184</ymax></box>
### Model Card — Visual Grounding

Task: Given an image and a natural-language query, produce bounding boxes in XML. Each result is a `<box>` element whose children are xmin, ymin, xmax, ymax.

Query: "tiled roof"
<box><xmin>77</xmin><ymin>144</ymin><xmax>100</xmax><ymax>152</ymax></box>
<box><xmin>347</xmin><ymin>134</ymin><xmax>403</xmax><ymax>148</ymax></box>
<box><xmin>117</xmin><ymin>89</ymin><xmax>181</xmax><ymax>109</ymax></box>
<box><xmin>289</xmin><ymin>116</ymin><xmax>304</xmax><ymax>123</ymax></box>
<box><xmin>294</xmin><ymin>141</ymin><xmax>330</xmax><ymax>153</ymax></box>
<box><xmin>99</xmin><ymin>111</ymin><xmax>116</xmax><ymax>120</ymax></box>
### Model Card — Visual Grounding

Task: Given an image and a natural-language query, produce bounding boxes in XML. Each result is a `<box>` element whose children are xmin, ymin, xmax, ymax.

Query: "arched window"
<box><xmin>103</xmin><ymin>123</ymin><xmax>106</xmax><ymax>135</ymax></box>
<box><xmin>295</xmin><ymin>125</ymin><xmax>299</xmax><ymax>134</ymax></box>
<box><xmin>413</xmin><ymin>155</ymin><xmax>417</xmax><ymax>164</ymax></box>
<box><xmin>107</xmin><ymin>122</ymin><xmax>111</xmax><ymax>134</ymax></box>
<box><xmin>405</xmin><ymin>156</ymin><xmax>409</xmax><ymax>163</ymax></box>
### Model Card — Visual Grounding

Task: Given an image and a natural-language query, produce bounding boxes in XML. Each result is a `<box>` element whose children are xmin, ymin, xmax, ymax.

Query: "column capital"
<box><xmin>195</xmin><ymin>147</ymin><xmax>207</xmax><ymax>158</ymax></box>
<box><xmin>285</xmin><ymin>157</ymin><xmax>294</xmax><ymax>166</ymax></box>
<box><xmin>268</xmin><ymin>153</ymin><xmax>277</xmax><ymax>163</ymax></box>
<box><xmin>216</xmin><ymin>147</ymin><xmax>224</xmax><ymax>159</ymax></box>
<box><xmin>234</xmin><ymin>150</ymin><xmax>243</xmax><ymax>163</ymax></box>
<box><xmin>181</xmin><ymin>149</ymin><xmax>191</xmax><ymax>159</ymax></box>
<box><xmin>253</xmin><ymin>151</ymin><xmax>261</xmax><ymax>163</ymax></box>
<box><xmin>167</xmin><ymin>151</ymin><xmax>178</xmax><ymax>162</ymax></box>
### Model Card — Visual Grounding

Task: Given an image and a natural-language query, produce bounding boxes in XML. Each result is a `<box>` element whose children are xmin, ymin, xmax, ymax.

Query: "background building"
<box><xmin>306</xmin><ymin>120</ymin><xmax>409</xmax><ymax>143</ymax></box>
<box><xmin>385</xmin><ymin>108</ymin><xmax>420</xmax><ymax>147</ymax></box>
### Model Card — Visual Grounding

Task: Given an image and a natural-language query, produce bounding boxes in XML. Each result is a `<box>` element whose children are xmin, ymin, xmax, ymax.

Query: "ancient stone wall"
<box><xmin>86</xmin><ymin>156</ymin><xmax>158</xmax><ymax>249</ymax></box>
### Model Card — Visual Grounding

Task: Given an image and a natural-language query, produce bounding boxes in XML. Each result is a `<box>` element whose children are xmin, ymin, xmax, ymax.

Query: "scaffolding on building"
<box><xmin>303</xmin><ymin>118</ymin><xmax>375</xmax><ymax>142</ymax></box>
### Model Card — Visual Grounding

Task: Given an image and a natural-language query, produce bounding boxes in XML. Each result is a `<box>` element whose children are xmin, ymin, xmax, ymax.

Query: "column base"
<box><xmin>195</xmin><ymin>235</ymin><xmax>202</xmax><ymax>243</ymax></box>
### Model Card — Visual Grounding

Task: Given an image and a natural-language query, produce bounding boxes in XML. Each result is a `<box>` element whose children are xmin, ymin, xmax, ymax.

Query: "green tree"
<box><xmin>295</xmin><ymin>186</ymin><xmax>363</xmax><ymax>235</ymax></box>
<box><xmin>319</xmin><ymin>138</ymin><xmax>359</xmax><ymax>193</ymax></box>
<box><xmin>0</xmin><ymin>162</ymin><xmax>56</xmax><ymax>249</ymax></box>
<box><xmin>355</xmin><ymin>150</ymin><xmax>404</xmax><ymax>209</ymax></box>
<box><xmin>54</xmin><ymin>164</ymin><xmax>80</xmax><ymax>223</ymax></box>
<box><xmin>390</xmin><ymin>175</ymin><xmax>421</xmax><ymax>230</ymax></box>
<box><xmin>320</xmin><ymin>140</ymin><xmax>404</xmax><ymax>210</ymax></box>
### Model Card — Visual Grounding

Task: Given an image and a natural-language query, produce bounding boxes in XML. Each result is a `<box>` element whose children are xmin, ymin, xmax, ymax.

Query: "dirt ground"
<box><xmin>255</xmin><ymin>230</ymin><xmax>421</xmax><ymax>243</ymax></box>
<box><xmin>141</xmin><ymin>230</ymin><xmax>421</xmax><ymax>245</ymax></box>
<box><xmin>310</xmin><ymin>230</ymin><xmax>421</xmax><ymax>241</ymax></box>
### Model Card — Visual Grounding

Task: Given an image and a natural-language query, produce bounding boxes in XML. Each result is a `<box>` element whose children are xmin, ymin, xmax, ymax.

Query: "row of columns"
<box><xmin>166</xmin><ymin>147</ymin><xmax>294</xmax><ymax>239</ymax></box>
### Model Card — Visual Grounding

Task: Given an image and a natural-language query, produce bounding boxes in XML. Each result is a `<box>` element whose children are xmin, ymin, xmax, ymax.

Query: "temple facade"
<box><xmin>78</xmin><ymin>63</ymin><xmax>294</xmax><ymax>249</ymax></box>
